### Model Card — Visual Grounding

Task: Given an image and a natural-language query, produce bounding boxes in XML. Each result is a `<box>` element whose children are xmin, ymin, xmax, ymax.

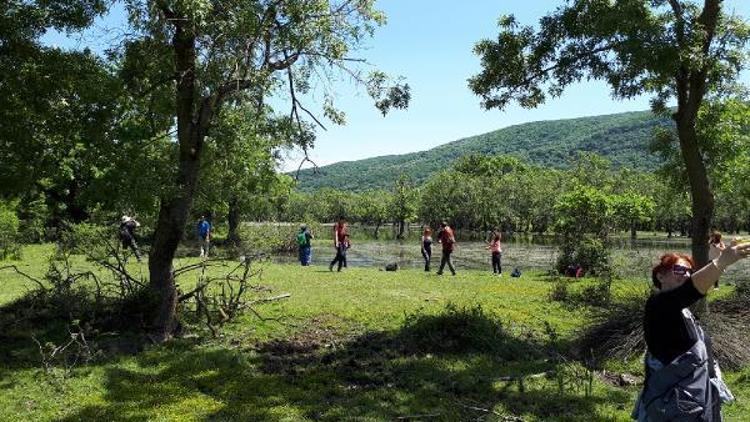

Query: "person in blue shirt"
<box><xmin>197</xmin><ymin>216</ymin><xmax>211</xmax><ymax>258</ymax></box>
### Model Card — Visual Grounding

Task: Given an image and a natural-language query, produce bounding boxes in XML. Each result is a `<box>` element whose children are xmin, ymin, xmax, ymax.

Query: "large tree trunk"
<box><xmin>148</xmin><ymin>25</ymin><xmax>202</xmax><ymax>341</ymax></box>
<box><xmin>675</xmin><ymin>116</ymin><xmax>714</xmax><ymax>267</ymax></box>
<box><xmin>397</xmin><ymin>219</ymin><xmax>405</xmax><ymax>239</ymax></box>
<box><xmin>675</xmin><ymin>114</ymin><xmax>714</xmax><ymax>317</ymax></box>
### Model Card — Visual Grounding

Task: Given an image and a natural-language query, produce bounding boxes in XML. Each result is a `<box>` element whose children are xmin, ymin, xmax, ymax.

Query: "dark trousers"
<box><xmin>120</xmin><ymin>234</ymin><xmax>141</xmax><ymax>261</ymax></box>
<box><xmin>299</xmin><ymin>246</ymin><xmax>312</xmax><ymax>266</ymax></box>
<box><xmin>330</xmin><ymin>246</ymin><xmax>347</xmax><ymax>271</ymax></box>
<box><xmin>437</xmin><ymin>250</ymin><xmax>456</xmax><ymax>275</ymax></box>
<box><xmin>421</xmin><ymin>247</ymin><xmax>432</xmax><ymax>271</ymax></box>
<box><xmin>492</xmin><ymin>252</ymin><xmax>502</xmax><ymax>274</ymax></box>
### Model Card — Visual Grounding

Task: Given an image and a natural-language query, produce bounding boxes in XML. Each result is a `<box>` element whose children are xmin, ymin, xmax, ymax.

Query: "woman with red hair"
<box><xmin>633</xmin><ymin>242</ymin><xmax>750</xmax><ymax>421</ymax></box>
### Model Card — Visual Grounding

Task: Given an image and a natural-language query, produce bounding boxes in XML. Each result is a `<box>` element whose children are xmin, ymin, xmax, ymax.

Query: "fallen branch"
<box><xmin>395</xmin><ymin>413</ymin><xmax>442</xmax><ymax>420</ymax></box>
<box><xmin>495</xmin><ymin>371</ymin><xmax>550</xmax><ymax>382</ymax></box>
<box><xmin>0</xmin><ymin>265</ymin><xmax>46</xmax><ymax>290</ymax></box>
<box><xmin>246</xmin><ymin>293</ymin><xmax>291</xmax><ymax>305</ymax></box>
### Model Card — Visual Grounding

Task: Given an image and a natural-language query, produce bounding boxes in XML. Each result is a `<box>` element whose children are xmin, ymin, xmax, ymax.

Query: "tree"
<box><xmin>390</xmin><ymin>175</ymin><xmax>417</xmax><ymax>239</ymax></box>
<box><xmin>612</xmin><ymin>193</ymin><xmax>657</xmax><ymax>239</ymax></box>
<box><xmin>469</xmin><ymin>0</ymin><xmax>750</xmax><ymax>269</ymax></box>
<box><xmin>0</xmin><ymin>1</ymin><xmax>125</xmax><ymax>225</ymax></box>
<box><xmin>116</xmin><ymin>0</ymin><xmax>409</xmax><ymax>340</ymax></box>
<box><xmin>195</xmin><ymin>105</ymin><xmax>296</xmax><ymax>243</ymax></box>
<box><xmin>356</xmin><ymin>190</ymin><xmax>390</xmax><ymax>239</ymax></box>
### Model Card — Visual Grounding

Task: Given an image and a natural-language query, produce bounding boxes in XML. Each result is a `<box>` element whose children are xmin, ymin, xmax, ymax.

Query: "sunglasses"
<box><xmin>671</xmin><ymin>265</ymin><xmax>692</xmax><ymax>276</ymax></box>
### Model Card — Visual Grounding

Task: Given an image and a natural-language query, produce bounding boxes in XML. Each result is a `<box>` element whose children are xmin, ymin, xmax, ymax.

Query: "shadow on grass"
<box><xmin>36</xmin><ymin>304</ymin><xmax>635</xmax><ymax>421</ymax></box>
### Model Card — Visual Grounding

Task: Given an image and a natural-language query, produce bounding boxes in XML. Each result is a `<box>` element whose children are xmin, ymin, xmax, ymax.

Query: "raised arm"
<box><xmin>692</xmin><ymin>242</ymin><xmax>750</xmax><ymax>294</ymax></box>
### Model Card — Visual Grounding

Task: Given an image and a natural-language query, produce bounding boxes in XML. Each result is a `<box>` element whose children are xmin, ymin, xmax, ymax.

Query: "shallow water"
<box><xmin>275</xmin><ymin>237</ymin><xmax>749</xmax><ymax>283</ymax></box>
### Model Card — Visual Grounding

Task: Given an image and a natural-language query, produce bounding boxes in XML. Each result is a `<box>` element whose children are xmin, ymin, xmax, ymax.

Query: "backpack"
<box><xmin>296</xmin><ymin>231</ymin><xmax>308</xmax><ymax>246</ymax></box>
<box><xmin>510</xmin><ymin>268</ymin><xmax>522</xmax><ymax>278</ymax></box>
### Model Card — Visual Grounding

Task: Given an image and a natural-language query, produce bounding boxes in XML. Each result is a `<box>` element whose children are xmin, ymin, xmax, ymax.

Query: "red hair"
<box><xmin>651</xmin><ymin>253</ymin><xmax>695</xmax><ymax>288</ymax></box>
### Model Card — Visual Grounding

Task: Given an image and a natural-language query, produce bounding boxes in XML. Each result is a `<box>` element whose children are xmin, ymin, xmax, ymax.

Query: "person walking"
<box><xmin>329</xmin><ymin>219</ymin><xmax>348</xmax><ymax>272</ymax></box>
<box><xmin>487</xmin><ymin>231</ymin><xmax>502</xmax><ymax>275</ymax></box>
<box><xmin>436</xmin><ymin>221</ymin><xmax>456</xmax><ymax>276</ymax></box>
<box><xmin>421</xmin><ymin>227</ymin><xmax>433</xmax><ymax>272</ymax></box>
<box><xmin>119</xmin><ymin>215</ymin><xmax>142</xmax><ymax>262</ymax></box>
<box><xmin>197</xmin><ymin>216</ymin><xmax>211</xmax><ymax>258</ymax></box>
<box><xmin>632</xmin><ymin>241</ymin><xmax>750</xmax><ymax>421</ymax></box>
<box><xmin>297</xmin><ymin>224</ymin><xmax>314</xmax><ymax>266</ymax></box>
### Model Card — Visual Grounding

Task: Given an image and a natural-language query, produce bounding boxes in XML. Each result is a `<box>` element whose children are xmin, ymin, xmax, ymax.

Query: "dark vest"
<box><xmin>632</xmin><ymin>309</ymin><xmax>732</xmax><ymax>421</ymax></box>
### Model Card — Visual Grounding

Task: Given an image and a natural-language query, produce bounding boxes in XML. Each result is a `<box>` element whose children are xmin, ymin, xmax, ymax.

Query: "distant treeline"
<box><xmin>294</xmin><ymin>110</ymin><xmax>671</xmax><ymax>192</ymax></box>
<box><xmin>273</xmin><ymin>153</ymin><xmax>748</xmax><ymax>239</ymax></box>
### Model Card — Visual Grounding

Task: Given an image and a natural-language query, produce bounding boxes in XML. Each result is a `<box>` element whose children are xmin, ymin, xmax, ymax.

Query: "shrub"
<box><xmin>549</xmin><ymin>279</ymin><xmax>570</xmax><ymax>302</ymax></box>
<box><xmin>399</xmin><ymin>303</ymin><xmax>544</xmax><ymax>359</ymax></box>
<box><xmin>17</xmin><ymin>194</ymin><xmax>50</xmax><ymax>243</ymax></box>
<box><xmin>0</xmin><ymin>201</ymin><xmax>21</xmax><ymax>260</ymax></box>
<box><xmin>236</xmin><ymin>221</ymin><xmax>324</xmax><ymax>254</ymax></box>
<box><xmin>555</xmin><ymin>236</ymin><xmax>611</xmax><ymax>277</ymax></box>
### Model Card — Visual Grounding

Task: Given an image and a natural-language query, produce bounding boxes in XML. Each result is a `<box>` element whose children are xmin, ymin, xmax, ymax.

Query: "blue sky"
<box><xmin>43</xmin><ymin>1</ymin><xmax>750</xmax><ymax>171</ymax></box>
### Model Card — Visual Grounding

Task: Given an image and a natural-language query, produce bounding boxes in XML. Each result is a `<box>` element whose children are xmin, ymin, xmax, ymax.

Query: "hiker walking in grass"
<box><xmin>436</xmin><ymin>221</ymin><xmax>456</xmax><ymax>276</ymax></box>
<box><xmin>708</xmin><ymin>231</ymin><xmax>725</xmax><ymax>289</ymax></box>
<box><xmin>297</xmin><ymin>224</ymin><xmax>314</xmax><ymax>266</ymax></box>
<box><xmin>421</xmin><ymin>227</ymin><xmax>433</xmax><ymax>272</ymax></box>
<box><xmin>632</xmin><ymin>242</ymin><xmax>750</xmax><ymax>421</ymax></box>
<box><xmin>329</xmin><ymin>219</ymin><xmax>348</xmax><ymax>272</ymax></box>
<box><xmin>119</xmin><ymin>215</ymin><xmax>142</xmax><ymax>262</ymax></box>
<box><xmin>486</xmin><ymin>231</ymin><xmax>502</xmax><ymax>276</ymax></box>
<box><xmin>197</xmin><ymin>216</ymin><xmax>211</xmax><ymax>258</ymax></box>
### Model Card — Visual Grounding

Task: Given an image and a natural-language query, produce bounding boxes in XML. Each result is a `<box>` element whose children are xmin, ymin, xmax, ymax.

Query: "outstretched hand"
<box><xmin>715</xmin><ymin>241</ymin><xmax>750</xmax><ymax>270</ymax></box>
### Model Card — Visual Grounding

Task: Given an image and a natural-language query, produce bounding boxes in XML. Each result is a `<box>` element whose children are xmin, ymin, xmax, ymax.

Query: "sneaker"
<box><xmin>436</xmin><ymin>272</ymin><xmax>443</xmax><ymax>276</ymax></box>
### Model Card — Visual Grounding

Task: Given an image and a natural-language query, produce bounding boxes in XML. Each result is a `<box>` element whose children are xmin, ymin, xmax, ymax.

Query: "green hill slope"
<box><xmin>295</xmin><ymin>110</ymin><xmax>669</xmax><ymax>191</ymax></box>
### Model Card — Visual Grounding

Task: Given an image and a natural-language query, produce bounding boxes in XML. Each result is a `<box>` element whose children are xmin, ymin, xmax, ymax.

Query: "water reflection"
<box><xmin>275</xmin><ymin>237</ymin><xmax>748</xmax><ymax>282</ymax></box>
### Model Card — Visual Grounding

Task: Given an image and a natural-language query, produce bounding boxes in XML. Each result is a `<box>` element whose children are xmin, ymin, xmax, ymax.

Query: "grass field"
<box><xmin>1</xmin><ymin>244</ymin><xmax>750</xmax><ymax>421</ymax></box>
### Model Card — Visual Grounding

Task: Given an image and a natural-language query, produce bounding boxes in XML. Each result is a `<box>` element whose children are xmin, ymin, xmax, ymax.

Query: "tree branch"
<box><xmin>0</xmin><ymin>265</ymin><xmax>46</xmax><ymax>290</ymax></box>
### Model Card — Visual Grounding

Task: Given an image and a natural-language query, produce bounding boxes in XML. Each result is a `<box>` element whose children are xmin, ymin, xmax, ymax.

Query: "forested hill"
<box><xmin>294</xmin><ymin>110</ymin><xmax>669</xmax><ymax>191</ymax></box>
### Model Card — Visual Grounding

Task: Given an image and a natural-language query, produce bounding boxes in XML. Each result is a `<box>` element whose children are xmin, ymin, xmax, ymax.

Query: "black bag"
<box><xmin>510</xmin><ymin>268</ymin><xmax>521</xmax><ymax>278</ymax></box>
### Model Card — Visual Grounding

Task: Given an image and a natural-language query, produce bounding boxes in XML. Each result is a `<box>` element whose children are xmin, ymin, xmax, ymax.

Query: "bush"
<box><xmin>549</xmin><ymin>279</ymin><xmax>570</xmax><ymax>302</ymax></box>
<box><xmin>399</xmin><ymin>303</ymin><xmax>544</xmax><ymax>358</ymax></box>
<box><xmin>17</xmin><ymin>194</ymin><xmax>50</xmax><ymax>243</ymax></box>
<box><xmin>0</xmin><ymin>201</ymin><xmax>21</xmax><ymax>260</ymax></box>
<box><xmin>59</xmin><ymin>223</ymin><xmax>113</xmax><ymax>257</ymax></box>
<box><xmin>236</xmin><ymin>221</ymin><xmax>324</xmax><ymax>254</ymax></box>
<box><xmin>556</xmin><ymin>236</ymin><xmax>611</xmax><ymax>277</ymax></box>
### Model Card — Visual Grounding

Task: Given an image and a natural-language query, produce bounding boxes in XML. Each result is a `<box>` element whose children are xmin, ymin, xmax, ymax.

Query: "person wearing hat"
<box><xmin>296</xmin><ymin>224</ymin><xmax>314</xmax><ymax>266</ymax></box>
<box><xmin>119</xmin><ymin>215</ymin><xmax>142</xmax><ymax>262</ymax></box>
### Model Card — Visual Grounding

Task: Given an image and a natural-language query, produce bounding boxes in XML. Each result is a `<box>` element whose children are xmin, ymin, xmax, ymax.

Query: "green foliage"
<box><xmin>296</xmin><ymin>110</ymin><xmax>669</xmax><ymax>192</ymax></box>
<box><xmin>16</xmin><ymin>193</ymin><xmax>50</xmax><ymax>243</ymax></box>
<box><xmin>236</xmin><ymin>222</ymin><xmax>323</xmax><ymax>254</ymax></box>
<box><xmin>0</xmin><ymin>201</ymin><xmax>21</xmax><ymax>260</ymax></box>
<box><xmin>554</xmin><ymin>186</ymin><xmax>615</xmax><ymax>239</ymax></box>
<box><xmin>469</xmin><ymin>2</ymin><xmax>749</xmax><ymax>112</ymax></box>
<box><xmin>556</xmin><ymin>237</ymin><xmax>611</xmax><ymax>278</ymax></box>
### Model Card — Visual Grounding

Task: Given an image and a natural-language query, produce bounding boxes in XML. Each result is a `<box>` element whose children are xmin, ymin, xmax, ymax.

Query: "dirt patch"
<box><xmin>597</xmin><ymin>370</ymin><xmax>642</xmax><ymax>388</ymax></box>
<box><xmin>252</xmin><ymin>315</ymin><xmax>360</xmax><ymax>375</ymax></box>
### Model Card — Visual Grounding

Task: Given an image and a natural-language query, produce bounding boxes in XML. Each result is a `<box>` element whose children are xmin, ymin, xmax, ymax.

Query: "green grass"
<box><xmin>1</xmin><ymin>244</ymin><xmax>749</xmax><ymax>421</ymax></box>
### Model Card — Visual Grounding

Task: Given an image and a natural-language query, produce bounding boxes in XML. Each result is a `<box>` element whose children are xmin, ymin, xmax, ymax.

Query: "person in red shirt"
<box><xmin>486</xmin><ymin>231</ymin><xmax>502</xmax><ymax>275</ymax></box>
<box><xmin>329</xmin><ymin>218</ymin><xmax>348</xmax><ymax>272</ymax></box>
<box><xmin>436</xmin><ymin>221</ymin><xmax>457</xmax><ymax>276</ymax></box>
